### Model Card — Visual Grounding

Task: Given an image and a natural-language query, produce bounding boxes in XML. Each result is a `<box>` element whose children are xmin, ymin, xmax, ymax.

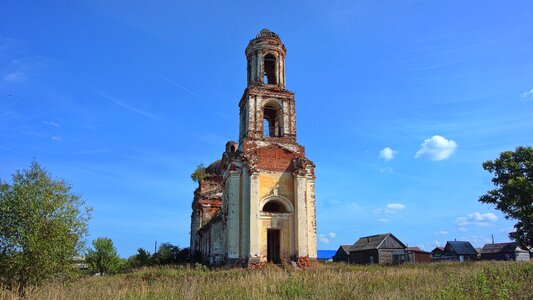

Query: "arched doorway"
<box><xmin>260</xmin><ymin>196</ymin><xmax>294</xmax><ymax>263</ymax></box>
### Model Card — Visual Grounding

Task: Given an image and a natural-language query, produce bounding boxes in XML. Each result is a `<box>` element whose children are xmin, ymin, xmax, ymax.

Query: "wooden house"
<box><xmin>441</xmin><ymin>241</ymin><xmax>478</xmax><ymax>262</ymax></box>
<box><xmin>431</xmin><ymin>246</ymin><xmax>445</xmax><ymax>258</ymax></box>
<box><xmin>349</xmin><ymin>233</ymin><xmax>407</xmax><ymax>265</ymax></box>
<box><xmin>332</xmin><ymin>245</ymin><xmax>352</xmax><ymax>262</ymax></box>
<box><xmin>405</xmin><ymin>247</ymin><xmax>431</xmax><ymax>263</ymax></box>
<box><xmin>480</xmin><ymin>242</ymin><xmax>530</xmax><ymax>261</ymax></box>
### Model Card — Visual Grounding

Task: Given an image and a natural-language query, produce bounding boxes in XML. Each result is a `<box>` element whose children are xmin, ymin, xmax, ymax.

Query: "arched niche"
<box><xmin>260</xmin><ymin>195</ymin><xmax>294</xmax><ymax>213</ymax></box>
<box><xmin>262</xmin><ymin>100</ymin><xmax>283</xmax><ymax>138</ymax></box>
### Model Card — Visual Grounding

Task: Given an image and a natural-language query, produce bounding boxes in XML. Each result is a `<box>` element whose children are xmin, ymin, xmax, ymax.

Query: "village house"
<box><xmin>332</xmin><ymin>245</ymin><xmax>352</xmax><ymax>263</ymax></box>
<box><xmin>405</xmin><ymin>247</ymin><xmax>432</xmax><ymax>263</ymax></box>
<box><xmin>431</xmin><ymin>246</ymin><xmax>445</xmax><ymax>258</ymax></box>
<box><xmin>480</xmin><ymin>242</ymin><xmax>530</xmax><ymax>261</ymax></box>
<box><xmin>435</xmin><ymin>241</ymin><xmax>478</xmax><ymax>262</ymax></box>
<box><xmin>190</xmin><ymin>29</ymin><xmax>317</xmax><ymax>266</ymax></box>
<box><xmin>349</xmin><ymin>233</ymin><xmax>407</xmax><ymax>265</ymax></box>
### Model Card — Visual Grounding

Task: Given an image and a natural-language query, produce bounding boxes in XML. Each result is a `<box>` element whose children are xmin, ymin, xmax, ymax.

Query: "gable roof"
<box><xmin>432</xmin><ymin>247</ymin><xmax>445</xmax><ymax>253</ymax></box>
<box><xmin>340</xmin><ymin>245</ymin><xmax>352</xmax><ymax>254</ymax></box>
<box><xmin>406</xmin><ymin>246</ymin><xmax>430</xmax><ymax>253</ymax></box>
<box><xmin>481</xmin><ymin>242</ymin><xmax>528</xmax><ymax>254</ymax></box>
<box><xmin>351</xmin><ymin>233</ymin><xmax>406</xmax><ymax>251</ymax></box>
<box><xmin>444</xmin><ymin>241</ymin><xmax>478</xmax><ymax>255</ymax></box>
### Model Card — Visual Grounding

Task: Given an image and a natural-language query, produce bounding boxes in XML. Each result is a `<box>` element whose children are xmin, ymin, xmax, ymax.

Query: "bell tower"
<box><xmin>192</xmin><ymin>29</ymin><xmax>317</xmax><ymax>266</ymax></box>
<box><xmin>239</xmin><ymin>29</ymin><xmax>297</xmax><ymax>145</ymax></box>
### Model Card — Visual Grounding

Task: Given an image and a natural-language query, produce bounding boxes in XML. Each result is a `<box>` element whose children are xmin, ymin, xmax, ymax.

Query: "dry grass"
<box><xmin>1</xmin><ymin>261</ymin><xmax>532</xmax><ymax>299</ymax></box>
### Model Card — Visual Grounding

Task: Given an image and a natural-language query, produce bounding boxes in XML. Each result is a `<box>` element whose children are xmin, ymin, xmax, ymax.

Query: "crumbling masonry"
<box><xmin>190</xmin><ymin>29</ymin><xmax>317</xmax><ymax>266</ymax></box>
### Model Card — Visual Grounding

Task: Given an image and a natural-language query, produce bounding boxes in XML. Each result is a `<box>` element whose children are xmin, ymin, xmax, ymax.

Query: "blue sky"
<box><xmin>1</xmin><ymin>1</ymin><xmax>532</xmax><ymax>257</ymax></box>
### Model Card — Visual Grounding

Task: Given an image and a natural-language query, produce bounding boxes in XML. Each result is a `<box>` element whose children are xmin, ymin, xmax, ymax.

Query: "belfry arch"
<box><xmin>263</xmin><ymin>100</ymin><xmax>283</xmax><ymax>138</ymax></box>
<box><xmin>263</xmin><ymin>53</ymin><xmax>277</xmax><ymax>84</ymax></box>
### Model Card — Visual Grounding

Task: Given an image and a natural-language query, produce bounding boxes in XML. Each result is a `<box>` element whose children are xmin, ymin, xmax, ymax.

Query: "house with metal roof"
<box><xmin>349</xmin><ymin>233</ymin><xmax>407</xmax><ymax>265</ymax></box>
<box><xmin>438</xmin><ymin>241</ymin><xmax>478</xmax><ymax>262</ymax></box>
<box><xmin>480</xmin><ymin>242</ymin><xmax>530</xmax><ymax>261</ymax></box>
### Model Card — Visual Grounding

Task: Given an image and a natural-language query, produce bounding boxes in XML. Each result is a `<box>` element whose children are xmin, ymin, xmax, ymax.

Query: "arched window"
<box><xmin>263</xmin><ymin>54</ymin><xmax>276</xmax><ymax>84</ymax></box>
<box><xmin>262</xmin><ymin>200</ymin><xmax>287</xmax><ymax>213</ymax></box>
<box><xmin>263</xmin><ymin>104</ymin><xmax>282</xmax><ymax>137</ymax></box>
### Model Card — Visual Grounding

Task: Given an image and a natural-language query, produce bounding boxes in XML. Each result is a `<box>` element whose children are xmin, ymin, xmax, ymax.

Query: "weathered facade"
<box><xmin>332</xmin><ymin>245</ymin><xmax>352</xmax><ymax>263</ymax></box>
<box><xmin>190</xmin><ymin>29</ymin><xmax>317</xmax><ymax>266</ymax></box>
<box><xmin>480</xmin><ymin>242</ymin><xmax>530</xmax><ymax>261</ymax></box>
<box><xmin>349</xmin><ymin>233</ymin><xmax>407</xmax><ymax>265</ymax></box>
<box><xmin>405</xmin><ymin>247</ymin><xmax>431</xmax><ymax>263</ymax></box>
<box><xmin>434</xmin><ymin>241</ymin><xmax>478</xmax><ymax>262</ymax></box>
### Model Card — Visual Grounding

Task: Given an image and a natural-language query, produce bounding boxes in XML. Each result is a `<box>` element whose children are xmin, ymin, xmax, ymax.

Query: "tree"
<box><xmin>191</xmin><ymin>163</ymin><xmax>206</xmax><ymax>183</ymax></box>
<box><xmin>480</xmin><ymin>146</ymin><xmax>533</xmax><ymax>248</ymax></box>
<box><xmin>0</xmin><ymin>161</ymin><xmax>91</xmax><ymax>296</ymax></box>
<box><xmin>85</xmin><ymin>237</ymin><xmax>121</xmax><ymax>275</ymax></box>
<box><xmin>127</xmin><ymin>248</ymin><xmax>153</xmax><ymax>268</ymax></box>
<box><xmin>153</xmin><ymin>242</ymin><xmax>180</xmax><ymax>265</ymax></box>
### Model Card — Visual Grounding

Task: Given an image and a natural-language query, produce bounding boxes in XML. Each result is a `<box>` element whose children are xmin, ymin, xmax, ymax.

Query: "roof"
<box><xmin>444</xmin><ymin>241</ymin><xmax>478</xmax><ymax>255</ymax></box>
<box><xmin>481</xmin><ymin>242</ymin><xmax>527</xmax><ymax>254</ymax></box>
<box><xmin>406</xmin><ymin>247</ymin><xmax>429</xmax><ymax>253</ymax></box>
<box><xmin>317</xmin><ymin>250</ymin><xmax>337</xmax><ymax>260</ymax></box>
<box><xmin>432</xmin><ymin>247</ymin><xmax>445</xmax><ymax>253</ymax></box>
<box><xmin>351</xmin><ymin>233</ymin><xmax>406</xmax><ymax>251</ymax></box>
<box><xmin>339</xmin><ymin>245</ymin><xmax>352</xmax><ymax>254</ymax></box>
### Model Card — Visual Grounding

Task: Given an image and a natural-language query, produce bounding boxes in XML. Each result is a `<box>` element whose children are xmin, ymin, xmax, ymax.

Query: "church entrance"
<box><xmin>267</xmin><ymin>229</ymin><xmax>281</xmax><ymax>263</ymax></box>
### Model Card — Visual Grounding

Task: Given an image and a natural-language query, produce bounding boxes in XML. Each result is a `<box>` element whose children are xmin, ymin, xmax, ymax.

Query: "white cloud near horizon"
<box><xmin>385</xmin><ymin>203</ymin><xmax>406</xmax><ymax>215</ymax></box>
<box><xmin>318</xmin><ymin>232</ymin><xmax>336</xmax><ymax>244</ymax></box>
<box><xmin>520</xmin><ymin>89</ymin><xmax>533</xmax><ymax>101</ymax></box>
<box><xmin>456</xmin><ymin>212</ymin><xmax>498</xmax><ymax>227</ymax></box>
<box><xmin>377</xmin><ymin>218</ymin><xmax>389</xmax><ymax>223</ymax></box>
<box><xmin>379</xmin><ymin>147</ymin><xmax>397</xmax><ymax>161</ymax></box>
<box><xmin>43</xmin><ymin>121</ymin><xmax>61</xmax><ymax>128</ymax></box>
<box><xmin>415</xmin><ymin>135</ymin><xmax>457</xmax><ymax>160</ymax></box>
<box><xmin>3</xmin><ymin>71</ymin><xmax>25</xmax><ymax>82</ymax></box>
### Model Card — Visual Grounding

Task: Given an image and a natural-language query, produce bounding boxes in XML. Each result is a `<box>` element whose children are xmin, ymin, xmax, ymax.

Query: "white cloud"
<box><xmin>435</xmin><ymin>231</ymin><xmax>448</xmax><ymax>235</ymax></box>
<box><xmin>3</xmin><ymin>71</ymin><xmax>25</xmax><ymax>82</ymax></box>
<box><xmin>318</xmin><ymin>232</ymin><xmax>336</xmax><ymax>244</ymax></box>
<box><xmin>459</xmin><ymin>227</ymin><xmax>467</xmax><ymax>232</ymax></box>
<box><xmin>520</xmin><ymin>89</ymin><xmax>533</xmax><ymax>101</ymax></box>
<box><xmin>415</xmin><ymin>135</ymin><xmax>457</xmax><ymax>161</ymax></box>
<box><xmin>379</xmin><ymin>147</ymin><xmax>397</xmax><ymax>161</ymax></box>
<box><xmin>456</xmin><ymin>212</ymin><xmax>498</xmax><ymax>227</ymax></box>
<box><xmin>51</xmin><ymin>136</ymin><xmax>62</xmax><ymax>141</ymax></box>
<box><xmin>43</xmin><ymin>121</ymin><xmax>61</xmax><ymax>128</ymax></box>
<box><xmin>384</xmin><ymin>203</ymin><xmax>405</xmax><ymax>215</ymax></box>
<box><xmin>377</xmin><ymin>218</ymin><xmax>389</xmax><ymax>223</ymax></box>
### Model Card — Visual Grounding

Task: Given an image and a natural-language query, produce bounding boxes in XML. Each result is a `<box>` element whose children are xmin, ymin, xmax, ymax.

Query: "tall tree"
<box><xmin>480</xmin><ymin>146</ymin><xmax>533</xmax><ymax>248</ymax></box>
<box><xmin>0</xmin><ymin>161</ymin><xmax>91</xmax><ymax>296</ymax></box>
<box><xmin>85</xmin><ymin>237</ymin><xmax>121</xmax><ymax>275</ymax></box>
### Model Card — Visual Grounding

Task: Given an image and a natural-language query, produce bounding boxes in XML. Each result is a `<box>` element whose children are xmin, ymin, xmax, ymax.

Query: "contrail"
<box><xmin>96</xmin><ymin>91</ymin><xmax>158</xmax><ymax>120</ymax></box>
<box><xmin>157</xmin><ymin>74</ymin><xmax>200</xmax><ymax>98</ymax></box>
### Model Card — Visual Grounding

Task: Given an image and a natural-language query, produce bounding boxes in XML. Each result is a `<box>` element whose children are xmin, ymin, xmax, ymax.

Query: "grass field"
<box><xmin>1</xmin><ymin>261</ymin><xmax>532</xmax><ymax>299</ymax></box>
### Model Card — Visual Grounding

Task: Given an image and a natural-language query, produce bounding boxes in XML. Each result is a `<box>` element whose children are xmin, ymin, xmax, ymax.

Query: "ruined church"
<box><xmin>190</xmin><ymin>29</ymin><xmax>317</xmax><ymax>266</ymax></box>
